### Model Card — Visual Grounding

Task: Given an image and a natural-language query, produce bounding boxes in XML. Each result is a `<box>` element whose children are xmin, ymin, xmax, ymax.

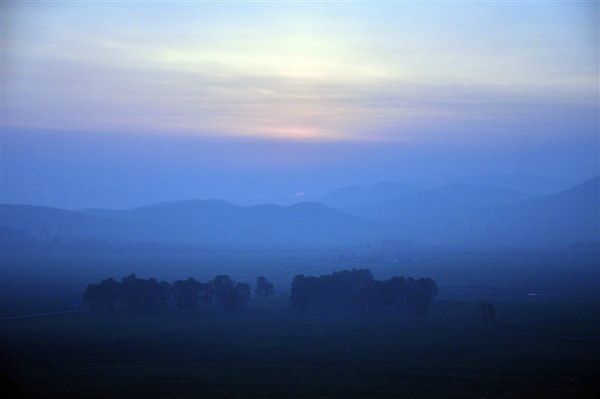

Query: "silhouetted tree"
<box><xmin>234</xmin><ymin>283</ymin><xmax>251</xmax><ymax>310</ymax></box>
<box><xmin>290</xmin><ymin>275</ymin><xmax>319</xmax><ymax>311</ymax></box>
<box><xmin>83</xmin><ymin>278</ymin><xmax>119</xmax><ymax>311</ymax></box>
<box><xmin>290</xmin><ymin>269</ymin><xmax>438</xmax><ymax>316</ymax></box>
<box><xmin>291</xmin><ymin>269</ymin><xmax>375</xmax><ymax>312</ymax></box>
<box><xmin>83</xmin><ymin>270</ymin><xmax>439</xmax><ymax>319</ymax></box>
<box><xmin>119</xmin><ymin>274</ymin><xmax>170</xmax><ymax>312</ymax></box>
<box><xmin>211</xmin><ymin>275</ymin><xmax>236</xmax><ymax>312</ymax></box>
<box><xmin>198</xmin><ymin>282</ymin><xmax>213</xmax><ymax>309</ymax></box>
<box><xmin>325</xmin><ymin>269</ymin><xmax>374</xmax><ymax>310</ymax></box>
<box><xmin>406</xmin><ymin>277</ymin><xmax>438</xmax><ymax>317</ymax></box>
<box><xmin>172</xmin><ymin>278</ymin><xmax>202</xmax><ymax>311</ymax></box>
<box><xmin>384</xmin><ymin>276</ymin><xmax>409</xmax><ymax>309</ymax></box>
<box><xmin>255</xmin><ymin>276</ymin><xmax>274</xmax><ymax>298</ymax></box>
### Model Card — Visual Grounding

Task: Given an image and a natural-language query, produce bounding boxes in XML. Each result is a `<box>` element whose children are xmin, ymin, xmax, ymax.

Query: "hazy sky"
<box><xmin>1</xmin><ymin>2</ymin><xmax>598</xmax><ymax>208</ymax></box>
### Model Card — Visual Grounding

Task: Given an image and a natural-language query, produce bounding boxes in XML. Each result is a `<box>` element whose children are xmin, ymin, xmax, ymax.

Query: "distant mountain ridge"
<box><xmin>369</xmin><ymin>176</ymin><xmax>599</xmax><ymax>248</ymax></box>
<box><xmin>335</xmin><ymin>183</ymin><xmax>536</xmax><ymax>220</ymax></box>
<box><xmin>2</xmin><ymin>200</ymin><xmax>375</xmax><ymax>247</ymax></box>
<box><xmin>1</xmin><ymin>176</ymin><xmax>598</xmax><ymax>249</ymax></box>
<box><xmin>317</xmin><ymin>182</ymin><xmax>422</xmax><ymax>214</ymax></box>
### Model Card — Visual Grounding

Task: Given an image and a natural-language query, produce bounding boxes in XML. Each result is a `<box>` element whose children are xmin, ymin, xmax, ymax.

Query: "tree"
<box><xmin>83</xmin><ymin>278</ymin><xmax>119</xmax><ymax>311</ymax></box>
<box><xmin>383</xmin><ymin>276</ymin><xmax>408</xmax><ymax>309</ymax></box>
<box><xmin>255</xmin><ymin>276</ymin><xmax>274</xmax><ymax>298</ymax></box>
<box><xmin>198</xmin><ymin>282</ymin><xmax>213</xmax><ymax>309</ymax></box>
<box><xmin>211</xmin><ymin>275</ymin><xmax>236</xmax><ymax>312</ymax></box>
<box><xmin>172</xmin><ymin>278</ymin><xmax>202</xmax><ymax>311</ymax></box>
<box><xmin>119</xmin><ymin>274</ymin><xmax>170</xmax><ymax>312</ymax></box>
<box><xmin>290</xmin><ymin>275</ymin><xmax>318</xmax><ymax>311</ymax></box>
<box><xmin>406</xmin><ymin>278</ymin><xmax>438</xmax><ymax>317</ymax></box>
<box><xmin>290</xmin><ymin>269</ymin><xmax>375</xmax><ymax>312</ymax></box>
<box><xmin>234</xmin><ymin>283</ymin><xmax>251</xmax><ymax>310</ymax></box>
<box><xmin>289</xmin><ymin>269</ymin><xmax>438</xmax><ymax>317</ymax></box>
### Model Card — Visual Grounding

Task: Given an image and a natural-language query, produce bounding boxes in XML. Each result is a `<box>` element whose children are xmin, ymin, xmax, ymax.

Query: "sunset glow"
<box><xmin>2</xmin><ymin>2</ymin><xmax>597</xmax><ymax>141</ymax></box>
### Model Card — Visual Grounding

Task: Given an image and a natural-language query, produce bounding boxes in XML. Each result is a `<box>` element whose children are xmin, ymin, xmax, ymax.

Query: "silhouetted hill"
<box><xmin>514</xmin><ymin>175</ymin><xmax>599</xmax><ymax>212</ymax></box>
<box><xmin>336</xmin><ymin>183</ymin><xmax>534</xmax><ymax>220</ymax></box>
<box><xmin>486</xmin><ymin>176</ymin><xmax>599</xmax><ymax>246</ymax></box>
<box><xmin>124</xmin><ymin>199</ymin><xmax>371</xmax><ymax>245</ymax></box>
<box><xmin>318</xmin><ymin>182</ymin><xmax>422</xmax><ymax>214</ymax></box>
<box><xmin>2</xmin><ymin>200</ymin><xmax>374</xmax><ymax>247</ymax></box>
<box><xmin>0</xmin><ymin>204</ymin><xmax>124</xmax><ymax>241</ymax></box>
<box><xmin>2</xmin><ymin>177</ymin><xmax>597</xmax><ymax>249</ymax></box>
<box><xmin>374</xmin><ymin>177</ymin><xmax>598</xmax><ymax>248</ymax></box>
<box><xmin>458</xmin><ymin>173</ymin><xmax>577</xmax><ymax>194</ymax></box>
<box><xmin>404</xmin><ymin>184</ymin><xmax>534</xmax><ymax>208</ymax></box>
<box><xmin>317</xmin><ymin>177</ymin><xmax>598</xmax><ymax>248</ymax></box>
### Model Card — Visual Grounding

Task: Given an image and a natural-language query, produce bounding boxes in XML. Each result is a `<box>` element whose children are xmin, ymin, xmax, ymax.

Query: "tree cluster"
<box><xmin>255</xmin><ymin>276</ymin><xmax>274</xmax><ymax>297</ymax></box>
<box><xmin>290</xmin><ymin>269</ymin><xmax>438</xmax><ymax>316</ymax></box>
<box><xmin>84</xmin><ymin>274</ymin><xmax>273</xmax><ymax>313</ymax></box>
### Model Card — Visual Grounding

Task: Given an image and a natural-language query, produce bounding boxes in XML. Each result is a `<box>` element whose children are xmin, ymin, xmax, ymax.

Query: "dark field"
<box><xmin>1</xmin><ymin>247</ymin><xmax>599</xmax><ymax>397</ymax></box>
<box><xmin>2</xmin><ymin>297</ymin><xmax>599</xmax><ymax>398</ymax></box>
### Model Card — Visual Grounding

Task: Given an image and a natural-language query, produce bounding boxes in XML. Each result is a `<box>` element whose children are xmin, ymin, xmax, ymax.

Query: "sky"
<box><xmin>1</xmin><ymin>1</ymin><xmax>598</xmax><ymax>208</ymax></box>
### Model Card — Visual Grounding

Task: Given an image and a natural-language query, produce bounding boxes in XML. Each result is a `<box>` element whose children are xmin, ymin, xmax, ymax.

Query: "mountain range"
<box><xmin>1</xmin><ymin>176</ymin><xmax>598</xmax><ymax>249</ymax></box>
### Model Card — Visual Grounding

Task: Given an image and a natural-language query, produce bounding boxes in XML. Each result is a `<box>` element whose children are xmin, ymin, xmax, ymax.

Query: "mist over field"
<box><xmin>1</xmin><ymin>2</ymin><xmax>599</xmax><ymax>398</ymax></box>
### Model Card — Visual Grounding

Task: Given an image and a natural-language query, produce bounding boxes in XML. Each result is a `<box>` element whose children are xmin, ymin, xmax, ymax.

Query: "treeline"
<box><xmin>83</xmin><ymin>274</ymin><xmax>274</xmax><ymax>313</ymax></box>
<box><xmin>290</xmin><ymin>269</ymin><xmax>438</xmax><ymax>316</ymax></box>
<box><xmin>83</xmin><ymin>269</ymin><xmax>438</xmax><ymax>317</ymax></box>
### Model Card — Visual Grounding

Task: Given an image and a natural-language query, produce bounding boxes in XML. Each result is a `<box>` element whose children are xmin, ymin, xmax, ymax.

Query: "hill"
<box><xmin>372</xmin><ymin>177</ymin><xmax>598</xmax><ymax>248</ymax></box>
<box><xmin>316</xmin><ymin>177</ymin><xmax>598</xmax><ymax>249</ymax></box>
<box><xmin>317</xmin><ymin>182</ymin><xmax>421</xmax><ymax>214</ymax></box>
<box><xmin>2</xmin><ymin>177</ymin><xmax>597</xmax><ymax>249</ymax></box>
<box><xmin>1</xmin><ymin>201</ymin><xmax>375</xmax><ymax>247</ymax></box>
